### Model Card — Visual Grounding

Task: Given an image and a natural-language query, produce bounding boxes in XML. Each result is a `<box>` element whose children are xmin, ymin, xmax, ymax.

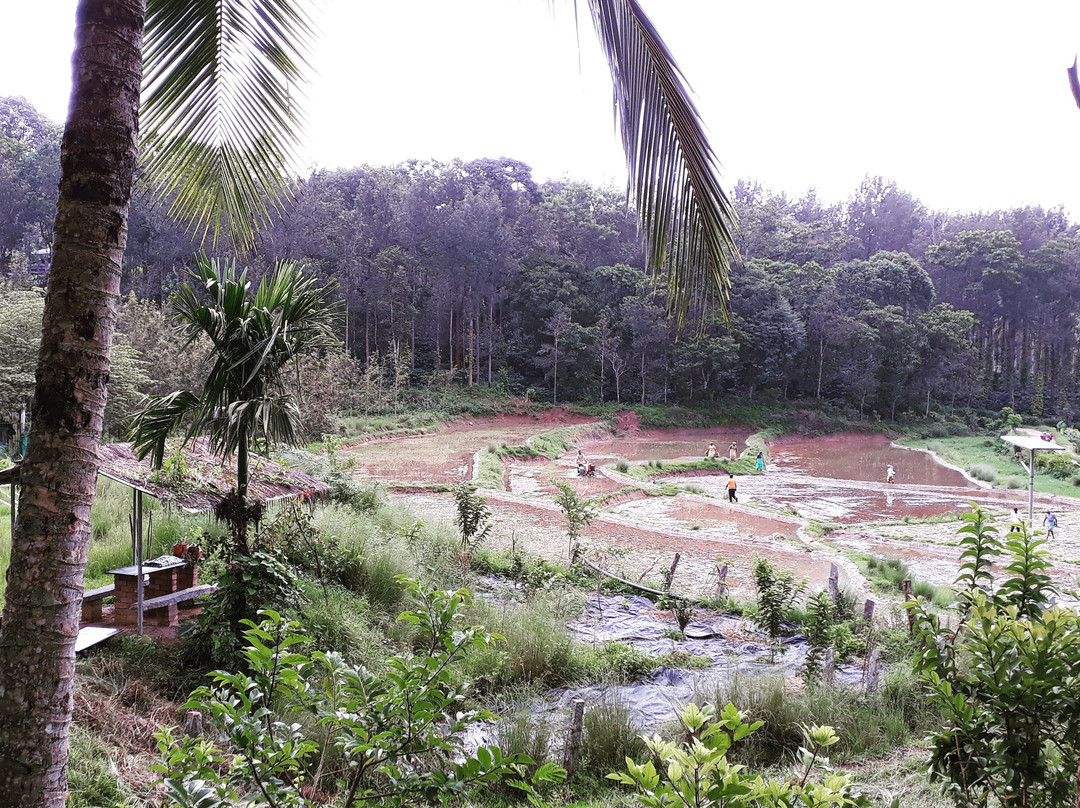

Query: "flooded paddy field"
<box><xmin>358</xmin><ymin>414</ymin><xmax>1080</xmax><ymax>749</ymax></box>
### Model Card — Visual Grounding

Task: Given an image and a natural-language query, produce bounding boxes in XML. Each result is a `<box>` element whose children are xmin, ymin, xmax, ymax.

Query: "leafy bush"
<box><xmin>610</xmin><ymin>702</ymin><xmax>872</xmax><ymax>808</ymax></box>
<box><xmin>911</xmin><ymin>506</ymin><xmax>1080</xmax><ymax>808</ymax></box>
<box><xmin>705</xmin><ymin>674</ymin><xmax>932</xmax><ymax>766</ymax></box>
<box><xmin>750</xmin><ymin>555</ymin><xmax>805</xmax><ymax>659</ymax></box>
<box><xmin>156</xmin><ymin>580</ymin><xmax>565</xmax><ymax>807</ymax></box>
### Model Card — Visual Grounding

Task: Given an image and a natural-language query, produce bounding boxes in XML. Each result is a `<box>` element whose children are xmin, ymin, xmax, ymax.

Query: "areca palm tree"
<box><xmin>0</xmin><ymin>1</ymin><xmax>738</xmax><ymax>805</ymax></box>
<box><xmin>129</xmin><ymin>257</ymin><xmax>341</xmax><ymax>551</ymax></box>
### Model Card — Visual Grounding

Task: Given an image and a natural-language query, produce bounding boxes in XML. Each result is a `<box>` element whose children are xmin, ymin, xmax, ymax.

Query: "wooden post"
<box><xmin>902</xmin><ymin>579</ymin><xmax>916</xmax><ymax>633</ymax></box>
<box><xmin>823</xmin><ymin>648</ymin><xmax>835</xmax><ymax>685</ymax></box>
<box><xmin>865</xmin><ymin>648</ymin><xmax>882</xmax><ymax>695</ymax></box>
<box><xmin>666</xmin><ymin>553</ymin><xmax>681</xmax><ymax>591</ymax></box>
<box><xmin>828</xmin><ymin>564</ymin><xmax>839</xmax><ymax>603</ymax></box>
<box><xmin>716</xmin><ymin>564</ymin><xmax>729</xmax><ymax>598</ymax></box>
<box><xmin>183</xmin><ymin>711</ymin><xmax>204</xmax><ymax>738</ymax></box>
<box><xmin>563</xmin><ymin>698</ymin><xmax>585</xmax><ymax>777</ymax></box>
<box><xmin>863</xmin><ymin>599</ymin><xmax>875</xmax><ymax>622</ymax></box>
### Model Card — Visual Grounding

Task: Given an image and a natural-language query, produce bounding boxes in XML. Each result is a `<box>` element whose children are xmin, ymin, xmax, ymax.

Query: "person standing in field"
<box><xmin>705</xmin><ymin>441</ymin><xmax>719</xmax><ymax>460</ymax></box>
<box><xmin>886</xmin><ymin>464</ymin><xmax>895</xmax><ymax>484</ymax></box>
<box><xmin>756</xmin><ymin>451</ymin><xmax>765</xmax><ymax>471</ymax></box>
<box><xmin>726</xmin><ymin>473</ymin><xmax>738</xmax><ymax>503</ymax></box>
<box><xmin>1044</xmin><ymin>510</ymin><xmax>1058</xmax><ymax>539</ymax></box>
<box><xmin>1011</xmin><ymin>507</ymin><xmax>1023</xmax><ymax>532</ymax></box>
<box><xmin>728</xmin><ymin>441</ymin><xmax>738</xmax><ymax>461</ymax></box>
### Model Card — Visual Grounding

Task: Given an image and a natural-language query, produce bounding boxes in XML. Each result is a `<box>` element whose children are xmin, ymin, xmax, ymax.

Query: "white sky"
<box><xmin>4</xmin><ymin>1</ymin><xmax>1080</xmax><ymax>218</ymax></box>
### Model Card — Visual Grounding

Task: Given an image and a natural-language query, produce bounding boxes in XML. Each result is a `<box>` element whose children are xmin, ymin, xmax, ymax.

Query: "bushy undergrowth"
<box><xmin>706</xmin><ymin>672</ymin><xmax>932</xmax><ymax>765</ymax></box>
<box><xmin>856</xmin><ymin>553</ymin><xmax>954</xmax><ymax>609</ymax></box>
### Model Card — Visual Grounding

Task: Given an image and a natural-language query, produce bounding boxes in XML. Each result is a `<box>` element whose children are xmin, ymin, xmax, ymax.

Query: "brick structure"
<box><xmin>110</xmin><ymin>559</ymin><xmax>195</xmax><ymax>627</ymax></box>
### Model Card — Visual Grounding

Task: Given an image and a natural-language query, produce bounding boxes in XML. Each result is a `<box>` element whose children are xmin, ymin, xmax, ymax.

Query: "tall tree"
<box><xmin>129</xmin><ymin>257</ymin><xmax>340</xmax><ymax>549</ymax></box>
<box><xmin>0</xmin><ymin>2</ymin><xmax>737</xmax><ymax>803</ymax></box>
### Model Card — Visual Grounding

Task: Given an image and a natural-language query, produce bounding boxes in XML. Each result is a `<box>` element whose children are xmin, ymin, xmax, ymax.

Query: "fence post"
<box><xmin>716</xmin><ymin>563</ymin><xmax>729</xmax><ymax>598</ymax></box>
<box><xmin>828</xmin><ymin>564</ymin><xmax>839</xmax><ymax>603</ymax></box>
<box><xmin>865</xmin><ymin>648</ymin><xmax>882</xmax><ymax>695</ymax></box>
<box><xmin>902</xmin><ymin>579</ymin><xmax>916</xmax><ymax>633</ymax></box>
<box><xmin>862</xmin><ymin>599</ymin><xmax>875</xmax><ymax>622</ymax></box>
<box><xmin>563</xmin><ymin>698</ymin><xmax>586</xmax><ymax>777</ymax></box>
<box><xmin>823</xmin><ymin>648</ymin><xmax>835</xmax><ymax>685</ymax></box>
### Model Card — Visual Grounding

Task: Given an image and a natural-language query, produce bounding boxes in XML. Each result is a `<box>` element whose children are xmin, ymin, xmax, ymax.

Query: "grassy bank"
<box><xmin>898</xmin><ymin>434</ymin><xmax>1080</xmax><ymax>500</ymax></box>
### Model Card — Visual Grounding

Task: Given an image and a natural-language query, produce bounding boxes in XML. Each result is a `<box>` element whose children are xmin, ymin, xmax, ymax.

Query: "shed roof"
<box><xmin>1000</xmin><ymin>435</ymin><xmax>1068</xmax><ymax>452</ymax></box>
<box><xmin>0</xmin><ymin>440</ymin><xmax>330</xmax><ymax>512</ymax></box>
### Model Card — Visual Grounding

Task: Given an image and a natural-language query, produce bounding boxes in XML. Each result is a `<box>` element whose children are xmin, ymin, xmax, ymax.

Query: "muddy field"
<box><xmin>348</xmin><ymin>416</ymin><xmax>1080</xmax><ymax>602</ymax></box>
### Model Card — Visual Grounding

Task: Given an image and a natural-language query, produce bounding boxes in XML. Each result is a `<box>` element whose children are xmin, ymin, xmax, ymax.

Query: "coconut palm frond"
<box><xmin>140</xmin><ymin>0</ymin><xmax>316</xmax><ymax>248</ymax></box>
<box><xmin>585</xmin><ymin>0</ymin><xmax>738</xmax><ymax>323</ymax></box>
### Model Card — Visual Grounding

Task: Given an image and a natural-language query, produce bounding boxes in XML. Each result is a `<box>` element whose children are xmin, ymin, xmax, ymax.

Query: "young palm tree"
<box><xmin>129</xmin><ymin>257</ymin><xmax>341</xmax><ymax>551</ymax></box>
<box><xmin>0</xmin><ymin>1</ymin><xmax>738</xmax><ymax>804</ymax></box>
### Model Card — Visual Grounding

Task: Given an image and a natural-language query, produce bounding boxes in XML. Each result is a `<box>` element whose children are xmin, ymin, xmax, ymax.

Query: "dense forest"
<box><xmin>3</xmin><ymin>95</ymin><xmax>1079</xmax><ymax>425</ymax></box>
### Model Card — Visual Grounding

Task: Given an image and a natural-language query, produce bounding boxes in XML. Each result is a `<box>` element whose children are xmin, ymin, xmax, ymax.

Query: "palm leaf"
<box><xmin>584</xmin><ymin>0</ymin><xmax>739</xmax><ymax>323</ymax></box>
<box><xmin>140</xmin><ymin>0</ymin><xmax>316</xmax><ymax>247</ymax></box>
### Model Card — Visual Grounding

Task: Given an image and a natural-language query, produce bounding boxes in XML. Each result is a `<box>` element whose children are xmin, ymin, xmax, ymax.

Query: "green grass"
<box><xmin>848</xmin><ymin>552</ymin><xmax>954</xmax><ymax>609</ymax></box>
<box><xmin>475</xmin><ymin>448</ymin><xmax>507</xmax><ymax>490</ymax></box>
<box><xmin>619</xmin><ymin>458</ymin><xmax>758</xmax><ymax>480</ymax></box>
<box><xmin>898</xmin><ymin>434</ymin><xmax>1080</xmax><ymax>500</ymax></box>
<box><xmin>704</xmin><ymin>671</ymin><xmax>936</xmax><ymax>765</ymax></box>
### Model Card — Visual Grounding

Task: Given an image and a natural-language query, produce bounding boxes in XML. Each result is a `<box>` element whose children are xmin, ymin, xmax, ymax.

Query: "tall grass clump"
<box><xmin>462</xmin><ymin>590</ymin><xmax>583</xmax><ymax>688</ymax></box>
<box><xmin>859</xmin><ymin>554</ymin><xmax>953</xmax><ymax>609</ymax></box>
<box><xmin>65</xmin><ymin>724</ymin><xmax>138</xmax><ymax>808</ymax></box>
<box><xmin>580</xmin><ymin>699</ymin><xmax>647</xmax><ymax>776</ymax></box>
<box><xmin>298</xmin><ymin>582</ymin><xmax>394</xmax><ymax>669</ymax></box>
<box><xmin>967</xmin><ymin>464</ymin><xmax>996</xmax><ymax>483</ymax></box>
<box><xmin>704</xmin><ymin>673</ymin><xmax>933</xmax><ymax>765</ymax></box>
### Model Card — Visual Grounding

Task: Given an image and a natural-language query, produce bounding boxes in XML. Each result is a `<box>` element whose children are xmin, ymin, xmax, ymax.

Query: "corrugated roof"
<box><xmin>1</xmin><ymin>440</ymin><xmax>330</xmax><ymax>512</ymax></box>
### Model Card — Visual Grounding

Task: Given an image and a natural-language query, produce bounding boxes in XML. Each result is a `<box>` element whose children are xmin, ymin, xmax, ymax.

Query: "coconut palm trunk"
<box><xmin>0</xmin><ymin>2</ymin><xmax>144</xmax><ymax>805</ymax></box>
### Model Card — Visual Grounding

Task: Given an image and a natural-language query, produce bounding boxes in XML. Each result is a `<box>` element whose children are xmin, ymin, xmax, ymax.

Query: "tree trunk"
<box><xmin>0</xmin><ymin>2</ymin><xmax>144</xmax><ymax>805</ymax></box>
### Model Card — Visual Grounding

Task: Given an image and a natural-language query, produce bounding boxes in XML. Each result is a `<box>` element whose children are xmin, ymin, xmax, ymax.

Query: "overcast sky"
<box><xmin>4</xmin><ymin>1</ymin><xmax>1080</xmax><ymax>218</ymax></box>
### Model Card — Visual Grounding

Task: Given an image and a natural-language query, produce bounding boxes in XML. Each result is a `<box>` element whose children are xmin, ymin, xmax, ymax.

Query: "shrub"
<box><xmin>911</xmin><ymin>507</ymin><xmax>1080</xmax><ymax>808</ymax></box>
<box><xmin>581</xmin><ymin>700</ymin><xmax>646</xmax><ymax>776</ymax></box>
<box><xmin>750</xmin><ymin>555</ymin><xmax>805</xmax><ymax>660</ymax></box>
<box><xmin>156</xmin><ymin>581</ymin><xmax>565</xmax><ymax>806</ymax></box>
<box><xmin>615</xmin><ymin>458</ymin><xmax>629</xmax><ymax>473</ymax></box>
<box><xmin>967</xmin><ymin>464</ymin><xmax>996</xmax><ymax>482</ymax></box>
<box><xmin>610</xmin><ymin>703</ymin><xmax>872</xmax><ymax>808</ymax></box>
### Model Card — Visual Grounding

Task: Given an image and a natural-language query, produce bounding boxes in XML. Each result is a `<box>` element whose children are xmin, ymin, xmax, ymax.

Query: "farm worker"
<box><xmin>705</xmin><ymin>441</ymin><xmax>719</xmax><ymax>460</ymax></box>
<box><xmin>1011</xmin><ymin>507</ymin><xmax>1023</xmax><ymax>531</ymax></box>
<box><xmin>886</xmin><ymin>464</ymin><xmax>895</xmax><ymax>484</ymax></box>
<box><xmin>726</xmin><ymin>474</ymin><xmax>738</xmax><ymax>503</ymax></box>
<box><xmin>728</xmin><ymin>441</ymin><xmax>738</xmax><ymax>461</ymax></box>
<box><xmin>1044</xmin><ymin>511</ymin><xmax>1058</xmax><ymax>539</ymax></box>
<box><xmin>755</xmin><ymin>451</ymin><xmax>765</xmax><ymax>471</ymax></box>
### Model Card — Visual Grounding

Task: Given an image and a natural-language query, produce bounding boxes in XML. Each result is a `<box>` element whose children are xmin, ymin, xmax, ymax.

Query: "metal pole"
<box><xmin>135</xmin><ymin>488</ymin><xmax>144</xmax><ymax>635</ymax></box>
<box><xmin>1028</xmin><ymin>448</ymin><xmax>1035</xmax><ymax>525</ymax></box>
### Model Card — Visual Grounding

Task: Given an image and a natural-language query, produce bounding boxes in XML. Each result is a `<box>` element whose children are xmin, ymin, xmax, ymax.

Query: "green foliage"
<box><xmin>750</xmin><ymin>555</ymin><xmax>806</xmax><ymax>660</ymax></box>
<box><xmin>581</xmin><ymin>700</ymin><xmax>647</xmax><ymax>778</ymax></box>
<box><xmin>66</xmin><ymin>725</ymin><xmax>138</xmax><ymax>808</ymax></box>
<box><xmin>802</xmin><ymin>591</ymin><xmax>835</xmax><ymax>685</ymax></box>
<box><xmin>453</xmin><ymin>483</ymin><xmax>493</xmax><ymax>555</ymax></box>
<box><xmin>184</xmin><ymin>530</ymin><xmax>305</xmax><ymax>667</ymax></box>
<box><xmin>155</xmin><ymin>581</ymin><xmax>565</xmax><ymax>807</ymax></box>
<box><xmin>910</xmin><ymin>505</ymin><xmax>1080</xmax><ymax>808</ymax></box>
<box><xmin>553</xmin><ymin>480</ymin><xmax>597</xmax><ymax>560</ymax></box>
<box><xmin>707</xmin><ymin>673</ymin><xmax>930</xmax><ymax>767</ymax></box>
<box><xmin>609</xmin><ymin>702</ymin><xmax>871</xmax><ymax>808</ymax></box>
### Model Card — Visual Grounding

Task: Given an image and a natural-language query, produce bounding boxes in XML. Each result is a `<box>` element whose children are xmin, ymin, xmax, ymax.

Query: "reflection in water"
<box><xmin>585</xmin><ymin>428</ymin><xmax>749</xmax><ymax>462</ymax></box>
<box><xmin>769</xmin><ymin>434</ymin><xmax>975</xmax><ymax>488</ymax></box>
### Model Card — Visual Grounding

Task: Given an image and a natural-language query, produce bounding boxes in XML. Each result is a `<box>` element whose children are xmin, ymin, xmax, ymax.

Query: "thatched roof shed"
<box><xmin>0</xmin><ymin>440</ymin><xmax>330</xmax><ymax>513</ymax></box>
